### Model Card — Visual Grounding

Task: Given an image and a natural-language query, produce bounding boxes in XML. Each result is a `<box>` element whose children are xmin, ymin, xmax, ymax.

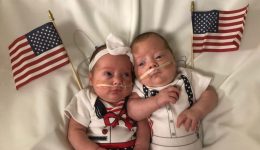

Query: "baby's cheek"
<box><xmin>139</xmin><ymin>78</ymin><xmax>150</xmax><ymax>86</ymax></box>
<box><xmin>94</xmin><ymin>87</ymin><xmax>108</xmax><ymax>96</ymax></box>
<box><xmin>135</xmin><ymin>68</ymin><xmax>143</xmax><ymax>77</ymax></box>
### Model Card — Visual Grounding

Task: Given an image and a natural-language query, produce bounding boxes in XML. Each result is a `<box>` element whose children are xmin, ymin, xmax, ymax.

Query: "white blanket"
<box><xmin>1</xmin><ymin>0</ymin><xmax>260</xmax><ymax>150</ymax></box>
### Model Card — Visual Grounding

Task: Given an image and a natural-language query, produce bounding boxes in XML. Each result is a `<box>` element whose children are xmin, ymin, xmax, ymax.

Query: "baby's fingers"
<box><xmin>167</xmin><ymin>86</ymin><xmax>180</xmax><ymax>94</ymax></box>
<box><xmin>168</xmin><ymin>92</ymin><xmax>178</xmax><ymax>103</ymax></box>
<box><xmin>184</xmin><ymin>119</ymin><xmax>192</xmax><ymax>132</ymax></box>
<box><xmin>177</xmin><ymin>114</ymin><xmax>186</xmax><ymax>128</ymax></box>
<box><xmin>167</xmin><ymin>86</ymin><xmax>180</xmax><ymax>99</ymax></box>
<box><xmin>191</xmin><ymin>119</ymin><xmax>199</xmax><ymax>131</ymax></box>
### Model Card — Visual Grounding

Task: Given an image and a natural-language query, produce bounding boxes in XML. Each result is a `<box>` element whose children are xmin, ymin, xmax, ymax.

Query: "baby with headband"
<box><xmin>127</xmin><ymin>32</ymin><xmax>218</xmax><ymax>150</ymax></box>
<box><xmin>65</xmin><ymin>34</ymin><xmax>150</xmax><ymax>150</ymax></box>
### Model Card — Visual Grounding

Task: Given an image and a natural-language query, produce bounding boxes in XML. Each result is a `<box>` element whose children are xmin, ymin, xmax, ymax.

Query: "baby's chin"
<box><xmin>142</xmin><ymin>79</ymin><xmax>171</xmax><ymax>88</ymax></box>
<box><xmin>104</xmin><ymin>97</ymin><xmax>125</xmax><ymax>105</ymax></box>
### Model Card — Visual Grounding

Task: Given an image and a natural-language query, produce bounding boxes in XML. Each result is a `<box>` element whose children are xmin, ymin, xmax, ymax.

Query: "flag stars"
<box><xmin>26</xmin><ymin>23</ymin><xmax>62</xmax><ymax>56</ymax></box>
<box><xmin>192</xmin><ymin>10</ymin><xmax>219</xmax><ymax>34</ymax></box>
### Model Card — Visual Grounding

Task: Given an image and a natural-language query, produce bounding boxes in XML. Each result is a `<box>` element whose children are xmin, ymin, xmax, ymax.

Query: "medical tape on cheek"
<box><xmin>95</xmin><ymin>83</ymin><xmax>132</xmax><ymax>89</ymax></box>
<box><xmin>139</xmin><ymin>61</ymin><xmax>172</xmax><ymax>80</ymax></box>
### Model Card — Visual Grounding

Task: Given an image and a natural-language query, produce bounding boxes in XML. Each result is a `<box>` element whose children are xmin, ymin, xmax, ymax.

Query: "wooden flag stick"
<box><xmin>48</xmin><ymin>10</ymin><xmax>83</xmax><ymax>90</ymax></box>
<box><xmin>190</xmin><ymin>1</ymin><xmax>195</xmax><ymax>68</ymax></box>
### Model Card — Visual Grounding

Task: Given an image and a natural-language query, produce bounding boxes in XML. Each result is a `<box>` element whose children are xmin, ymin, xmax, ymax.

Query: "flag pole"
<box><xmin>190</xmin><ymin>1</ymin><xmax>195</xmax><ymax>68</ymax></box>
<box><xmin>48</xmin><ymin>10</ymin><xmax>83</xmax><ymax>90</ymax></box>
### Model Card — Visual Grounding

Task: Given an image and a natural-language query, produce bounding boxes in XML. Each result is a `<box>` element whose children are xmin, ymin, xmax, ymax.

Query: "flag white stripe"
<box><xmin>10</xmin><ymin>44</ymin><xmax>31</xmax><ymax>60</ymax></box>
<box><xmin>11</xmin><ymin>51</ymin><xmax>34</xmax><ymax>67</ymax></box>
<box><xmin>193</xmin><ymin>31</ymin><xmax>243</xmax><ymax>37</ymax></box>
<box><xmin>12</xmin><ymin>45</ymin><xmax>64</xmax><ymax>70</ymax></box>
<box><xmin>193</xmin><ymin>38</ymin><xmax>240</xmax><ymax>44</ymax></box>
<box><xmin>219</xmin><ymin>10</ymin><xmax>247</xmax><ymax>17</ymax></box>
<box><xmin>15</xmin><ymin>58</ymin><xmax>69</xmax><ymax>87</ymax></box>
<box><xmin>219</xmin><ymin>17</ymin><xmax>245</xmax><ymax>24</ymax></box>
<box><xmin>194</xmin><ymin>32</ymin><xmax>242</xmax><ymax>45</ymax></box>
<box><xmin>193</xmin><ymin>6</ymin><xmax>248</xmax><ymax>52</ymax></box>
<box><xmin>9</xmin><ymin>37</ymin><xmax>27</xmax><ymax>53</ymax></box>
<box><xmin>193</xmin><ymin>45</ymin><xmax>236</xmax><ymax>50</ymax></box>
<box><xmin>234</xmin><ymin>38</ymin><xmax>241</xmax><ymax>45</ymax></box>
<box><xmin>8</xmin><ymin>22</ymin><xmax>70</xmax><ymax>89</ymax></box>
<box><xmin>219</xmin><ymin>24</ymin><xmax>243</xmax><ymax>30</ymax></box>
<box><xmin>13</xmin><ymin>50</ymin><xmax>67</xmax><ymax>80</ymax></box>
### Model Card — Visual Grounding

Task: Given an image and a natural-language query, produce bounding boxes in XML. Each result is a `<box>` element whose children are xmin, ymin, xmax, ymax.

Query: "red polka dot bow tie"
<box><xmin>103</xmin><ymin>110</ymin><xmax>133</xmax><ymax>130</ymax></box>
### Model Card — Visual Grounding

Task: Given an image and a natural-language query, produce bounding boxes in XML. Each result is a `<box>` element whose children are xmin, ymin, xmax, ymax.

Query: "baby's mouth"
<box><xmin>139</xmin><ymin>61</ymin><xmax>171</xmax><ymax>80</ymax></box>
<box><xmin>149</xmin><ymin>69</ymin><xmax>160</xmax><ymax>76</ymax></box>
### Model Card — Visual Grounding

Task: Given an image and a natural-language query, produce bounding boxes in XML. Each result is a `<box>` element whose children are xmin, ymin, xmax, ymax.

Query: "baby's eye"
<box><xmin>104</xmin><ymin>71</ymin><xmax>113</xmax><ymax>77</ymax></box>
<box><xmin>155</xmin><ymin>55</ymin><xmax>162</xmax><ymax>60</ymax></box>
<box><xmin>138</xmin><ymin>61</ymin><xmax>145</xmax><ymax>67</ymax></box>
<box><xmin>123</xmin><ymin>72</ymin><xmax>130</xmax><ymax>78</ymax></box>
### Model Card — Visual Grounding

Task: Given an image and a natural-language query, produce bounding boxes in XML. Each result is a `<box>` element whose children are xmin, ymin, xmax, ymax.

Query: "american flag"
<box><xmin>192</xmin><ymin>5</ymin><xmax>248</xmax><ymax>53</ymax></box>
<box><xmin>8</xmin><ymin>22</ymin><xmax>70</xmax><ymax>89</ymax></box>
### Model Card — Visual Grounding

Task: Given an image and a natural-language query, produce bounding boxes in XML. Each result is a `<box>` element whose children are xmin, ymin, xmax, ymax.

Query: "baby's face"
<box><xmin>89</xmin><ymin>54</ymin><xmax>133</xmax><ymax>104</ymax></box>
<box><xmin>132</xmin><ymin>35</ymin><xmax>177</xmax><ymax>87</ymax></box>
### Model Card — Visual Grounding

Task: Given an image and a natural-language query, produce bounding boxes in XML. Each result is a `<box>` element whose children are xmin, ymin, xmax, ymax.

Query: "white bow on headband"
<box><xmin>88</xmin><ymin>34</ymin><xmax>133</xmax><ymax>71</ymax></box>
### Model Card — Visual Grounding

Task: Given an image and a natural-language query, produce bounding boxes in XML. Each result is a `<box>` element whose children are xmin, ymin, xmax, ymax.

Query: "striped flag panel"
<box><xmin>192</xmin><ymin>5</ymin><xmax>248</xmax><ymax>52</ymax></box>
<box><xmin>8</xmin><ymin>22</ymin><xmax>69</xmax><ymax>89</ymax></box>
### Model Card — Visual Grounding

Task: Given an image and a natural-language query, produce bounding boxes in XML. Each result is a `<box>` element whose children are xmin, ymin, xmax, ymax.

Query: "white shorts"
<box><xmin>150</xmin><ymin>138</ymin><xmax>202</xmax><ymax>150</ymax></box>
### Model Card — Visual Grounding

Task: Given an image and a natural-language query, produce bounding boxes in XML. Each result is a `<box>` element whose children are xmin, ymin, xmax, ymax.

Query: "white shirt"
<box><xmin>133</xmin><ymin>67</ymin><xmax>211</xmax><ymax>149</ymax></box>
<box><xmin>65</xmin><ymin>88</ymin><xmax>137</xmax><ymax>145</ymax></box>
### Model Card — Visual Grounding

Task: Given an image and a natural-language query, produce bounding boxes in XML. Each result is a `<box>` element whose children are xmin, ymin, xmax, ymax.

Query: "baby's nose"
<box><xmin>149</xmin><ymin>61</ymin><xmax>159</xmax><ymax>69</ymax></box>
<box><xmin>113</xmin><ymin>76</ymin><xmax>123</xmax><ymax>86</ymax></box>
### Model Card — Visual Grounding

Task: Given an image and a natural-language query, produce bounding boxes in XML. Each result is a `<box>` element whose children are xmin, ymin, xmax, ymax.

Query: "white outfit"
<box><xmin>65</xmin><ymin>88</ymin><xmax>137</xmax><ymax>149</ymax></box>
<box><xmin>133</xmin><ymin>67</ymin><xmax>211</xmax><ymax>150</ymax></box>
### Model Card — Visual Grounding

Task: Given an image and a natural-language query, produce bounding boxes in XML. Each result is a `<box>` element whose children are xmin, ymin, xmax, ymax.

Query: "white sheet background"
<box><xmin>1</xmin><ymin>0</ymin><xmax>260</xmax><ymax>150</ymax></box>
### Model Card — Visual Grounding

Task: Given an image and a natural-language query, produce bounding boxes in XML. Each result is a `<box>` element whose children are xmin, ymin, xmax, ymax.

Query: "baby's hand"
<box><xmin>176</xmin><ymin>108</ymin><xmax>203</xmax><ymax>132</ymax></box>
<box><xmin>155</xmin><ymin>86</ymin><xmax>179</xmax><ymax>107</ymax></box>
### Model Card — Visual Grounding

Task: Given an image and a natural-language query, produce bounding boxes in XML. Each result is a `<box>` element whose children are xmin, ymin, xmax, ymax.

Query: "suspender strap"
<box><xmin>142</xmin><ymin>74</ymin><xmax>194</xmax><ymax>108</ymax></box>
<box><xmin>180</xmin><ymin>75</ymin><xmax>194</xmax><ymax>108</ymax></box>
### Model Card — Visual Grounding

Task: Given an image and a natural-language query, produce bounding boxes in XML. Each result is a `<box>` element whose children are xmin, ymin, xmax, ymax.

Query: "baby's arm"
<box><xmin>68</xmin><ymin>118</ymin><xmax>106</xmax><ymax>150</ymax></box>
<box><xmin>134</xmin><ymin>119</ymin><xmax>151</xmax><ymax>150</ymax></box>
<box><xmin>177</xmin><ymin>86</ymin><xmax>218</xmax><ymax>131</ymax></box>
<box><xmin>128</xmin><ymin>85</ymin><xmax>180</xmax><ymax>121</ymax></box>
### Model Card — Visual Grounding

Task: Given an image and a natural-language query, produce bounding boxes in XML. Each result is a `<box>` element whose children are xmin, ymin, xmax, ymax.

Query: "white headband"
<box><xmin>88</xmin><ymin>34</ymin><xmax>133</xmax><ymax>71</ymax></box>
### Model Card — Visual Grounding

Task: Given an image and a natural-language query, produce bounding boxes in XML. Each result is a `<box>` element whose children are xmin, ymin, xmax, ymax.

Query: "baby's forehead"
<box><xmin>133</xmin><ymin>47</ymin><xmax>170</xmax><ymax>55</ymax></box>
<box><xmin>132</xmin><ymin>41</ymin><xmax>168</xmax><ymax>53</ymax></box>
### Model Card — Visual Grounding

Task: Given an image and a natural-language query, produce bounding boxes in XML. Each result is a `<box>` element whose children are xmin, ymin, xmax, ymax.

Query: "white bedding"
<box><xmin>1</xmin><ymin>0</ymin><xmax>260</xmax><ymax>150</ymax></box>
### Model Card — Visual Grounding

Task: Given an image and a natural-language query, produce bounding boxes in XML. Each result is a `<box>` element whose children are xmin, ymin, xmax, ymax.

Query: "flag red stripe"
<box><xmin>12</xmin><ymin>53</ymin><xmax>35</xmax><ymax>70</ymax></box>
<box><xmin>15</xmin><ymin>60</ymin><xmax>69</xmax><ymax>89</ymax></box>
<box><xmin>218</xmin><ymin>20</ymin><xmax>244</xmax><ymax>27</ymax></box>
<box><xmin>14</xmin><ymin>54</ymin><xmax>69</xmax><ymax>83</ymax></box>
<box><xmin>192</xmin><ymin>5</ymin><xmax>248</xmax><ymax>53</ymax></box>
<box><xmin>8</xmin><ymin>22</ymin><xmax>70</xmax><ymax>89</ymax></box>
<box><xmin>219</xmin><ymin>14</ymin><xmax>245</xmax><ymax>20</ymax></box>
<box><xmin>193</xmin><ymin>34</ymin><xmax>241</xmax><ymax>40</ymax></box>
<box><xmin>218</xmin><ymin>27</ymin><xmax>244</xmax><ymax>33</ymax></box>
<box><xmin>193</xmin><ymin>47</ymin><xmax>238</xmax><ymax>53</ymax></box>
<box><xmin>10</xmin><ymin>41</ymin><xmax>29</xmax><ymax>56</ymax></box>
<box><xmin>8</xmin><ymin>35</ymin><xmax>26</xmax><ymax>50</ymax></box>
<box><xmin>12</xmin><ymin>47</ymin><xmax>66</xmax><ymax>76</ymax></box>
<box><xmin>11</xmin><ymin>47</ymin><xmax>32</xmax><ymax>63</ymax></box>
<box><xmin>193</xmin><ymin>42</ymin><xmax>235</xmax><ymax>47</ymax></box>
<box><xmin>220</xmin><ymin>5</ymin><xmax>248</xmax><ymax>14</ymax></box>
<box><xmin>193</xmin><ymin>34</ymin><xmax>242</xmax><ymax>41</ymax></box>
